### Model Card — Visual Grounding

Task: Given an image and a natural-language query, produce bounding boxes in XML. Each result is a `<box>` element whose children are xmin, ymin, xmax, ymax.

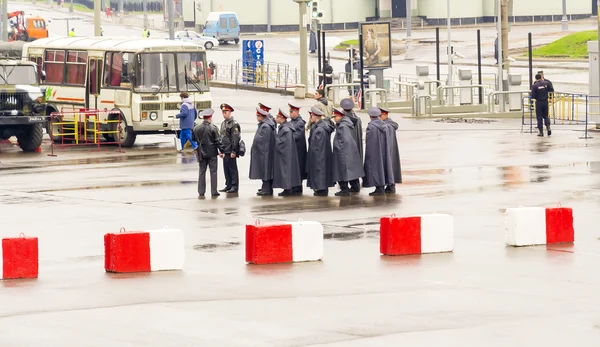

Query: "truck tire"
<box><xmin>17</xmin><ymin>124</ymin><xmax>43</xmax><ymax>152</ymax></box>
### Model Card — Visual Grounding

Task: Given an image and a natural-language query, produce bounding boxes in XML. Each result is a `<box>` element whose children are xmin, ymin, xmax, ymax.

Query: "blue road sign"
<box><xmin>242</xmin><ymin>40</ymin><xmax>264</xmax><ymax>83</ymax></box>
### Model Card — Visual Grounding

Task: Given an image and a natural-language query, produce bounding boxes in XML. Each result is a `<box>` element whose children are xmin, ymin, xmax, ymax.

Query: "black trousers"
<box><xmin>535</xmin><ymin>101</ymin><xmax>550</xmax><ymax>131</ymax></box>
<box><xmin>223</xmin><ymin>155</ymin><xmax>239</xmax><ymax>190</ymax></box>
<box><xmin>198</xmin><ymin>156</ymin><xmax>218</xmax><ymax>195</ymax></box>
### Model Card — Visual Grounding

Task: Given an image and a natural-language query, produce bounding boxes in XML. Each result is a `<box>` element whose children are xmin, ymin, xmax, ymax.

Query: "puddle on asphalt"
<box><xmin>0</xmin><ymin>193</ymin><xmax>57</xmax><ymax>204</ymax></box>
<box><xmin>193</xmin><ymin>241</ymin><xmax>241</xmax><ymax>252</ymax></box>
<box><xmin>30</xmin><ymin>180</ymin><xmax>197</xmax><ymax>193</ymax></box>
<box><xmin>250</xmin><ymin>195</ymin><xmax>402</xmax><ymax>215</ymax></box>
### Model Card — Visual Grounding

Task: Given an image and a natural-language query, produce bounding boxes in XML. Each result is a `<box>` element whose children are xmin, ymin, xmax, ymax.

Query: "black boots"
<box><xmin>547</xmin><ymin>125</ymin><xmax>552</xmax><ymax>136</ymax></box>
<box><xmin>369</xmin><ymin>186</ymin><xmax>385</xmax><ymax>196</ymax></box>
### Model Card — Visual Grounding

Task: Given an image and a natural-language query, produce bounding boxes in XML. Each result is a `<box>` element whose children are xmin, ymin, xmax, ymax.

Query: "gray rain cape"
<box><xmin>363</xmin><ymin>118</ymin><xmax>394</xmax><ymax>187</ymax></box>
<box><xmin>273</xmin><ymin>122</ymin><xmax>302</xmax><ymax>189</ymax></box>
<box><xmin>384</xmin><ymin>117</ymin><xmax>402</xmax><ymax>183</ymax></box>
<box><xmin>249</xmin><ymin>117</ymin><xmax>276</xmax><ymax>181</ymax></box>
<box><xmin>345</xmin><ymin>109</ymin><xmax>364</xmax><ymax>160</ymax></box>
<box><xmin>290</xmin><ymin>115</ymin><xmax>308</xmax><ymax>179</ymax></box>
<box><xmin>306</xmin><ymin>119</ymin><xmax>335</xmax><ymax>190</ymax></box>
<box><xmin>332</xmin><ymin>116</ymin><xmax>365</xmax><ymax>183</ymax></box>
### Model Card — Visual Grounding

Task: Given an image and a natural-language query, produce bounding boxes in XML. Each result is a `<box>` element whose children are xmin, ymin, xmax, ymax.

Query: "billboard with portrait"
<box><xmin>360</xmin><ymin>22</ymin><xmax>392</xmax><ymax>69</ymax></box>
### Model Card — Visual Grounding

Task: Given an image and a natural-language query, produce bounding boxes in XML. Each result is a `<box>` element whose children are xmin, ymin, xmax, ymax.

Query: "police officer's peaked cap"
<box><xmin>379</xmin><ymin>107</ymin><xmax>389</xmax><ymax>115</ymax></box>
<box><xmin>256</xmin><ymin>107</ymin><xmax>270</xmax><ymax>117</ymax></box>
<box><xmin>332</xmin><ymin>108</ymin><xmax>344</xmax><ymax>117</ymax></box>
<box><xmin>367</xmin><ymin>107</ymin><xmax>382</xmax><ymax>118</ymax></box>
<box><xmin>340</xmin><ymin>98</ymin><xmax>355</xmax><ymax>111</ymax></box>
<box><xmin>309</xmin><ymin>106</ymin><xmax>325</xmax><ymax>117</ymax></box>
<box><xmin>200</xmin><ymin>108</ymin><xmax>214</xmax><ymax>118</ymax></box>
<box><xmin>277</xmin><ymin>109</ymin><xmax>290</xmax><ymax>118</ymax></box>
<box><xmin>288</xmin><ymin>103</ymin><xmax>301</xmax><ymax>111</ymax></box>
<box><xmin>220</xmin><ymin>103</ymin><xmax>234</xmax><ymax>112</ymax></box>
<box><xmin>258</xmin><ymin>103</ymin><xmax>272</xmax><ymax>111</ymax></box>
<box><xmin>537</xmin><ymin>70</ymin><xmax>544</xmax><ymax>74</ymax></box>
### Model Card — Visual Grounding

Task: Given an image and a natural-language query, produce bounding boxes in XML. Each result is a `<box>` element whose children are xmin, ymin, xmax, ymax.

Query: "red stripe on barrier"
<box><xmin>545</xmin><ymin>207</ymin><xmax>574</xmax><ymax>244</ymax></box>
<box><xmin>2</xmin><ymin>237</ymin><xmax>38</xmax><ymax>279</ymax></box>
<box><xmin>246</xmin><ymin>224</ymin><xmax>293</xmax><ymax>264</ymax></box>
<box><xmin>380</xmin><ymin>216</ymin><xmax>422</xmax><ymax>255</ymax></box>
<box><xmin>104</xmin><ymin>232</ymin><xmax>151</xmax><ymax>273</ymax></box>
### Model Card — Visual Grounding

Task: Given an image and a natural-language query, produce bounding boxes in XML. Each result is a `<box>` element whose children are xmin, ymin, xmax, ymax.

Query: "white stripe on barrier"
<box><xmin>148</xmin><ymin>229</ymin><xmax>185</xmax><ymax>271</ymax></box>
<box><xmin>420</xmin><ymin>214</ymin><xmax>454</xmax><ymax>253</ymax></box>
<box><xmin>291</xmin><ymin>221</ymin><xmax>324</xmax><ymax>262</ymax></box>
<box><xmin>505</xmin><ymin>207</ymin><xmax>546</xmax><ymax>246</ymax></box>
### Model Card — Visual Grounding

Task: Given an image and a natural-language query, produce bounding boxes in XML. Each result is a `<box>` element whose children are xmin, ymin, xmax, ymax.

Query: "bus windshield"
<box><xmin>134</xmin><ymin>52</ymin><xmax>208</xmax><ymax>93</ymax></box>
<box><xmin>0</xmin><ymin>65</ymin><xmax>37</xmax><ymax>85</ymax></box>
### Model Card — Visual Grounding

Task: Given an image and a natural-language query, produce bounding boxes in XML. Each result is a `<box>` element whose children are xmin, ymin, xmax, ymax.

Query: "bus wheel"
<box><xmin>112</xmin><ymin>114</ymin><xmax>136</xmax><ymax>147</ymax></box>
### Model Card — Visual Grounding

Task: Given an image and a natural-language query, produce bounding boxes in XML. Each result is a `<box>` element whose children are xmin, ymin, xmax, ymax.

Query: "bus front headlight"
<box><xmin>149</xmin><ymin>112</ymin><xmax>158</xmax><ymax>121</ymax></box>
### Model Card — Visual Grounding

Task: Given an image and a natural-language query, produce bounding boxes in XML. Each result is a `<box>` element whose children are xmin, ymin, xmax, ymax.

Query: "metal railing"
<box><xmin>487</xmin><ymin>91</ymin><xmax>531</xmax><ymax>113</ymax></box>
<box><xmin>412</xmin><ymin>95</ymin><xmax>433</xmax><ymax>116</ymax></box>
<box><xmin>436</xmin><ymin>84</ymin><xmax>486</xmax><ymax>105</ymax></box>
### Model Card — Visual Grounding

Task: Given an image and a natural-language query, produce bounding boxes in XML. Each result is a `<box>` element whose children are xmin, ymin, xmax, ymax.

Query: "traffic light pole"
<box><xmin>94</xmin><ymin>0</ymin><xmax>101</xmax><ymax>36</ymax></box>
<box><xmin>294</xmin><ymin>0</ymin><xmax>310</xmax><ymax>91</ymax></box>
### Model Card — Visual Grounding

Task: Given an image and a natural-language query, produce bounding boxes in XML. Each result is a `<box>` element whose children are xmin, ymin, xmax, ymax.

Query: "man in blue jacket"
<box><xmin>176</xmin><ymin>92</ymin><xmax>198</xmax><ymax>151</ymax></box>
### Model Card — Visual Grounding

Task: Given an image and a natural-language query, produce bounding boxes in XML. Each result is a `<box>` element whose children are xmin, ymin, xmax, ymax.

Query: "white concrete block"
<box><xmin>505</xmin><ymin>207</ymin><xmax>546</xmax><ymax>246</ymax></box>
<box><xmin>420</xmin><ymin>214</ymin><xmax>454</xmax><ymax>253</ymax></box>
<box><xmin>291</xmin><ymin>221</ymin><xmax>323</xmax><ymax>262</ymax></box>
<box><xmin>148</xmin><ymin>229</ymin><xmax>185</xmax><ymax>271</ymax></box>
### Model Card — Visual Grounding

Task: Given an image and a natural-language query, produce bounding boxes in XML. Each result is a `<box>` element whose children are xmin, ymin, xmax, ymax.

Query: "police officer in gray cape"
<box><xmin>289</xmin><ymin>103</ymin><xmax>307</xmax><ymax>195</ymax></box>
<box><xmin>363</xmin><ymin>107</ymin><xmax>394</xmax><ymax>196</ymax></box>
<box><xmin>340</xmin><ymin>97</ymin><xmax>363</xmax><ymax>193</ymax></box>
<box><xmin>192</xmin><ymin>108</ymin><xmax>225</xmax><ymax>198</ymax></box>
<box><xmin>249</xmin><ymin>107</ymin><xmax>277</xmax><ymax>196</ymax></box>
<box><xmin>332</xmin><ymin>108</ymin><xmax>365</xmax><ymax>196</ymax></box>
<box><xmin>306</xmin><ymin>106</ymin><xmax>335</xmax><ymax>196</ymax></box>
<box><xmin>273</xmin><ymin>109</ymin><xmax>302</xmax><ymax>196</ymax></box>
<box><xmin>380</xmin><ymin>107</ymin><xmax>402</xmax><ymax>193</ymax></box>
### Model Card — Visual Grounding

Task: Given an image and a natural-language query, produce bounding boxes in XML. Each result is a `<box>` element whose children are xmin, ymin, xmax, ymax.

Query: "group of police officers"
<box><xmin>190</xmin><ymin>96</ymin><xmax>402</xmax><ymax>198</ymax></box>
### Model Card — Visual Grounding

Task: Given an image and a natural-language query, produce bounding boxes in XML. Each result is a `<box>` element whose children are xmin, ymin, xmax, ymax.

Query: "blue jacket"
<box><xmin>176</xmin><ymin>97</ymin><xmax>197</xmax><ymax>130</ymax></box>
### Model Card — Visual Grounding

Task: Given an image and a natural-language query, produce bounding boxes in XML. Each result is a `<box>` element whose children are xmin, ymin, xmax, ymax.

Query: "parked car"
<box><xmin>202</xmin><ymin>12</ymin><xmax>240</xmax><ymax>44</ymax></box>
<box><xmin>174</xmin><ymin>30</ymin><xmax>219</xmax><ymax>50</ymax></box>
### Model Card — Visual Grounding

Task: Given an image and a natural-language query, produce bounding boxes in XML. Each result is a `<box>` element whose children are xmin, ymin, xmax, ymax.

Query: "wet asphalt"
<box><xmin>1</xmin><ymin>87</ymin><xmax>600</xmax><ymax>346</ymax></box>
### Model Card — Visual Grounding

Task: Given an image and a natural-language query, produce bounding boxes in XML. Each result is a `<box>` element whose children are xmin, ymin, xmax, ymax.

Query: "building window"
<box><xmin>65</xmin><ymin>51</ymin><xmax>87</xmax><ymax>85</ymax></box>
<box><xmin>44</xmin><ymin>49</ymin><xmax>65</xmax><ymax>84</ymax></box>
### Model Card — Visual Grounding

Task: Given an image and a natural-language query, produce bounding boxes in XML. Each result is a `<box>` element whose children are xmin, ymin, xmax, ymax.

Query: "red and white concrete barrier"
<box><xmin>104</xmin><ymin>228</ymin><xmax>184</xmax><ymax>273</ymax></box>
<box><xmin>246</xmin><ymin>220</ymin><xmax>324</xmax><ymax>264</ymax></box>
<box><xmin>505</xmin><ymin>205</ymin><xmax>574</xmax><ymax>246</ymax></box>
<box><xmin>0</xmin><ymin>234</ymin><xmax>38</xmax><ymax>280</ymax></box>
<box><xmin>380</xmin><ymin>214</ymin><xmax>454</xmax><ymax>255</ymax></box>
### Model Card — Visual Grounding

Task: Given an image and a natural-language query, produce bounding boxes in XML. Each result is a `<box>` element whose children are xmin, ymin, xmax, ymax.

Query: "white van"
<box><xmin>203</xmin><ymin>12</ymin><xmax>240</xmax><ymax>44</ymax></box>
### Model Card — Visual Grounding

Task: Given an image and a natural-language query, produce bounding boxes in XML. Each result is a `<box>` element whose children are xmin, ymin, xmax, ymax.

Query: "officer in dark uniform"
<box><xmin>531</xmin><ymin>73</ymin><xmax>551</xmax><ymax>137</ymax></box>
<box><xmin>192</xmin><ymin>108</ymin><xmax>225</xmax><ymax>198</ymax></box>
<box><xmin>218</xmin><ymin>103</ymin><xmax>241</xmax><ymax>194</ymax></box>
<box><xmin>538</xmin><ymin>70</ymin><xmax>554</xmax><ymax>93</ymax></box>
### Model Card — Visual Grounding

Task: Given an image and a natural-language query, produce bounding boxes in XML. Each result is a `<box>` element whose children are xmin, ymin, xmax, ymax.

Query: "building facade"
<box><xmin>183</xmin><ymin>0</ymin><xmax>594</xmax><ymax>32</ymax></box>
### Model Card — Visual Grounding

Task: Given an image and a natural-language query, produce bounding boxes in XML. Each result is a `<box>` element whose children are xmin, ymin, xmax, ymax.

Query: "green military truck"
<box><xmin>0</xmin><ymin>41</ymin><xmax>46</xmax><ymax>152</ymax></box>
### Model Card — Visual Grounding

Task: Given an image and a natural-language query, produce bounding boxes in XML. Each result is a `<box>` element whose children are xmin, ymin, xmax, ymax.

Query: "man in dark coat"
<box><xmin>306</xmin><ymin>106</ymin><xmax>335</xmax><ymax>196</ymax></box>
<box><xmin>380</xmin><ymin>108</ymin><xmax>402</xmax><ymax>193</ymax></box>
<box><xmin>273</xmin><ymin>109</ymin><xmax>302</xmax><ymax>196</ymax></box>
<box><xmin>192</xmin><ymin>109</ymin><xmax>225</xmax><ymax>198</ymax></box>
<box><xmin>332</xmin><ymin>108</ymin><xmax>365</xmax><ymax>196</ymax></box>
<box><xmin>341</xmin><ymin>98</ymin><xmax>363</xmax><ymax>193</ymax></box>
<box><xmin>249</xmin><ymin>107</ymin><xmax>276</xmax><ymax>196</ymax></box>
<box><xmin>218</xmin><ymin>103</ymin><xmax>241</xmax><ymax>194</ymax></box>
<box><xmin>363</xmin><ymin>107</ymin><xmax>394</xmax><ymax>196</ymax></box>
<box><xmin>289</xmin><ymin>103</ymin><xmax>307</xmax><ymax>195</ymax></box>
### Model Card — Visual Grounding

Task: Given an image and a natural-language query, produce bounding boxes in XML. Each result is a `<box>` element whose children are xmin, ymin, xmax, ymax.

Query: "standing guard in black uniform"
<box><xmin>192</xmin><ymin>109</ymin><xmax>225</xmax><ymax>198</ymax></box>
<box><xmin>340</xmin><ymin>98</ymin><xmax>363</xmax><ymax>193</ymax></box>
<box><xmin>289</xmin><ymin>103</ymin><xmax>307</xmax><ymax>195</ymax></box>
<box><xmin>531</xmin><ymin>74</ymin><xmax>552</xmax><ymax>137</ymax></box>
<box><xmin>218</xmin><ymin>103</ymin><xmax>241</xmax><ymax>194</ymax></box>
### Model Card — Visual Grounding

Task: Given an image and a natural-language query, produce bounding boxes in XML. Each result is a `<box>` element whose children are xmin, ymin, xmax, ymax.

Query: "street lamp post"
<box><xmin>561</xmin><ymin>0</ymin><xmax>568</xmax><ymax>31</ymax></box>
<box><xmin>446</xmin><ymin>0</ymin><xmax>453</xmax><ymax>105</ymax></box>
<box><xmin>70</xmin><ymin>0</ymin><xmax>74</xmax><ymax>13</ymax></box>
<box><xmin>94</xmin><ymin>0</ymin><xmax>101</xmax><ymax>36</ymax></box>
<box><xmin>497</xmin><ymin>0</ymin><xmax>504</xmax><ymax>112</ymax></box>
<box><xmin>294</xmin><ymin>0</ymin><xmax>310</xmax><ymax>91</ymax></box>
<box><xmin>1</xmin><ymin>0</ymin><xmax>6</xmax><ymax>42</ymax></box>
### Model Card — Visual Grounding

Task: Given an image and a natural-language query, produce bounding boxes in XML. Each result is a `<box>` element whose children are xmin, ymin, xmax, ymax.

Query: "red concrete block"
<box><xmin>246</xmin><ymin>224</ymin><xmax>293</xmax><ymax>264</ymax></box>
<box><xmin>104</xmin><ymin>232</ymin><xmax>151</xmax><ymax>273</ymax></box>
<box><xmin>545</xmin><ymin>207</ymin><xmax>574</xmax><ymax>244</ymax></box>
<box><xmin>2</xmin><ymin>237</ymin><xmax>39</xmax><ymax>280</ymax></box>
<box><xmin>380</xmin><ymin>216</ymin><xmax>422</xmax><ymax>255</ymax></box>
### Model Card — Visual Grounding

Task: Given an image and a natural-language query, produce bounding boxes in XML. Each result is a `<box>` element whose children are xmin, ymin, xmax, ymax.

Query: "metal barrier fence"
<box><xmin>522</xmin><ymin>93</ymin><xmax>593</xmax><ymax>139</ymax></box>
<box><xmin>47</xmin><ymin>109</ymin><xmax>124</xmax><ymax>156</ymax></box>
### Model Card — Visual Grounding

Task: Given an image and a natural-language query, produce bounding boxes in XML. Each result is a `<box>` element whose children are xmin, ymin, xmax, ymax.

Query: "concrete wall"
<box><xmin>481</xmin><ymin>0</ymin><xmax>495</xmax><ymax>17</ymax></box>
<box><xmin>418</xmin><ymin>0</ymin><xmax>481</xmax><ymax>19</ymax></box>
<box><xmin>513</xmin><ymin>0</ymin><xmax>589</xmax><ymax>16</ymax></box>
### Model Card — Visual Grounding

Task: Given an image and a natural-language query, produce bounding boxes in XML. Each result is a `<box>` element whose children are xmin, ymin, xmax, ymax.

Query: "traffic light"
<box><xmin>311</xmin><ymin>0</ymin><xmax>323</xmax><ymax>18</ymax></box>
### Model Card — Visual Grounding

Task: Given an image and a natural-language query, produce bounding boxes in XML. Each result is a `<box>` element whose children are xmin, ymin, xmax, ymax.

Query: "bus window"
<box><xmin>176</xmin><ymin>52</ymin><xmax>208</xmax><ymax>92</ymax></box>
<box><xmin>65</xmin><ymin>51</ymin><xmax>87</xmax><ymax>85</ymax></box>
<box><xmin>104</xmin><ymin>52</ymin><xmax>134</xmax><ymax>88</ymax></box>
<box><xmin>135</xmin><ymin>53</ymin><xmax>177</xmax><ymax>93</ymax></box>
<box><xmin>44</xmin><ymin>49</ymin><xmax>65</xmax><ymax>84</ymax></box>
